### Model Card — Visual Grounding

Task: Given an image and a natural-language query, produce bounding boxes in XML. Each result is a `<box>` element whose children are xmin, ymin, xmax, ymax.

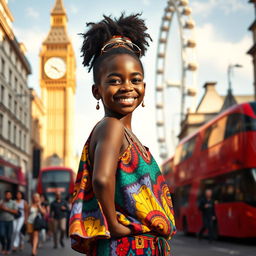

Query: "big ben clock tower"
<box><xmin>39</xmin><ymin>0</ymin><xmax>76</xmax><ymax>168</ymax></box>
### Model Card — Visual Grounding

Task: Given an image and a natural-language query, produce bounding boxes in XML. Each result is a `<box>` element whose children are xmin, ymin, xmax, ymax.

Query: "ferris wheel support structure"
<box><xmin>155</xmin><ymin>0</ymin><xmax>198</xmax><ymax>160</ymax></box>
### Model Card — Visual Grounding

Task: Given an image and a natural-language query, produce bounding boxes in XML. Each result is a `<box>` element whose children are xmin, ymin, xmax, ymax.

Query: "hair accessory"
<box><xmin>101</xmin><ymin>35</ymin><xmax>141</xmax><ymax>57</ymax></box>
<box><xmin>142</xmin><ymin>101</ymin><xmax>145</xmax><ymax>107</ymax></box>
<box><xmin>96</xmin><ymin>100</ymin><xmax>100</xmax><ymax>110</ymax></box>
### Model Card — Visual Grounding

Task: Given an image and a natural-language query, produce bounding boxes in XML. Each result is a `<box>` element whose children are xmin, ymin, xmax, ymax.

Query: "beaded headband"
<box><xmin>100</xmin><ymin>35</ymin><xmax>141</xmax><ymax>57</ymax></box>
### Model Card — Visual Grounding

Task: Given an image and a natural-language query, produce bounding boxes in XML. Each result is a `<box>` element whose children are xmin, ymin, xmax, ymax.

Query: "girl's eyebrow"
<box><xmin>107</xmin><ymin>72</ymin><xmax>122</xmax><ymax>78</ymax></box>
<box><xmin>107</xmin><ymin>72</ymin><xmax>143</xmax><ymax>78</ymax></box>
<box><xmin>131</xmin><ymin>72</ymin><xmax>143</xmax><ymax>76</ymax></box>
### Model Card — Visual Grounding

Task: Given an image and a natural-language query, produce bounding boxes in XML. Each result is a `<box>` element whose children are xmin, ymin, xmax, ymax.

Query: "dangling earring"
<box><xmin>142</xmin><ymin>100</ymin><xmax>145</xmax><ymax>107</ymax></box>
<box><xmin>96</xmin><ymin>100</ymin><xmax>100</xmax><ymax>110</ymax></box>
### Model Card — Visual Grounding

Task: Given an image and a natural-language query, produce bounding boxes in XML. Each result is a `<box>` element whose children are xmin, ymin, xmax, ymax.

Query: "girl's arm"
<box><xmin>24</xmin><ymin>200</ymin><xmax>29</xmax><ymax>223</ymax></box>
<box><xmin>92</xmin><ymin>118</ymin><xmax>131</xmax><ymax>237</ymax></box>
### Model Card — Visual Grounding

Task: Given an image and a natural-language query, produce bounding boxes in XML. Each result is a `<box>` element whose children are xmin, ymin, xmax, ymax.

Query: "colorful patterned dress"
<box><xmin>69</xmin><ymin>127</ymin><xmax>176</xmax><ymax>255</ymax></box>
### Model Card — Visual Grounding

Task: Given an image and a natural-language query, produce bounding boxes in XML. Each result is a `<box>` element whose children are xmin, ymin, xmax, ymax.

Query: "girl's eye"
<box><xmin>107</xmin><ymin>79</ymin><xmax>121</xmax><ymax>85</ymax></box>
<box><xmin>132</xmin><ymin>78</ymin><xmax>143</xmax><ymax>84</ymax></box>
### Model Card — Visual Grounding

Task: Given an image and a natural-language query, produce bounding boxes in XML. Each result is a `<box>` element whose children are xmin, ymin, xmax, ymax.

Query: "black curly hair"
<box><xmin>80</xmin><ymin>13</ymin><xmax>152</xmax><ymax>84</ymax></box>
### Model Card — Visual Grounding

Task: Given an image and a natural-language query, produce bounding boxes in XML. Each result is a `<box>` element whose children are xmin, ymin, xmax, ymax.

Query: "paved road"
<box><xmin>5</xmin><ymin>233</ymin><xmax>256</xmax><ymax>256</ymax></box>
<box><xmin>171</xmin><ymin>232</ymin><xmax>256</xmax><ymax>256</ymax></box>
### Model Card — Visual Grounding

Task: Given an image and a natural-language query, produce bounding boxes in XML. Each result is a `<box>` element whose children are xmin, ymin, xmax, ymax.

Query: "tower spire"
<box><xmin>51</xmin><ymin>0</ymin><xmax>66</xmax><ymax>15</ymax></box>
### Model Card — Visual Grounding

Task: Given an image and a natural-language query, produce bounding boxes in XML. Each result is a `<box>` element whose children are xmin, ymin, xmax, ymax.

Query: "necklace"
<box><xmin>124</xmin><ymin>127</ymin><xmax>150</xmax><ymax>160</ymax></box>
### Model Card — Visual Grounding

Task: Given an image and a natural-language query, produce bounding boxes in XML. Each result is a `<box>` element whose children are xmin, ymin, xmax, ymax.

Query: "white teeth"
<box><xmin>117</xmin><ymin>98</ymin><xmax>136</xmax><ymax>103</ymax></box>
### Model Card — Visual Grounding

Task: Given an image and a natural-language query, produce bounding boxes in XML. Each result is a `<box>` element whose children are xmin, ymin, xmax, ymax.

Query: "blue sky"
<box><xmin>8</xmin><ymin>0</ymin><xmax>255</xmax><ymax>164</ymax></box>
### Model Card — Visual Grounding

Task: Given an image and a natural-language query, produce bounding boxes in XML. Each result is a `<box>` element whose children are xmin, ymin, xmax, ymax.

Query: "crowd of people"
<box><xmin>0</xmin><ymin>190</ymin><xmax>71</xmax><ymax>256</ymax></box>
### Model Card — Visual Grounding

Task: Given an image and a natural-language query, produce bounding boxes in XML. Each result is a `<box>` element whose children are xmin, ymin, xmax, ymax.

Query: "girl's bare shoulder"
<box><xmin>93</xmin><ymin>117</ymin><xmax>124</xmax><ymax>141</ymax></box>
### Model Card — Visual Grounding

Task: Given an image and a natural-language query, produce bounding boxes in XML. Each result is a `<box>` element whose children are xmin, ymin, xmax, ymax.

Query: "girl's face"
<box><xmin>94</xmin><ymin>54</ymin><xmax>145</xmax><ymax>117</ymax></box>
<box><xmin>16</xmin><ymin>192</ymin><xmax>22</xmax><ymax>200</ymax></box>
<box><xmin>33</xmin><ymin>193</ymin><xmax>40</xmax><ymax>203</ymax></box>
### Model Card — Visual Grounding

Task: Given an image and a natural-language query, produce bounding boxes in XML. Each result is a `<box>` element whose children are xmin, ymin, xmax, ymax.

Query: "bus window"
<box><xmin>244</xmin><ymin>115</ymin><xmax>256</xmax><ymax>131</ymax></box>
<box><xmin>174</xmin><ymin>144</ymin><xmax>182</xmax><ymax>165</ymax></box>
<box><xmin>175</xmin><ymin>136</ymin><xmax>197</xmax><ymax>164</ymax></box>
<box><xmin>174</xmin><ymin>184</ymin><xmax>191</xmax><ymax>217</ymax></box>
<box><xmin>225</xmin><ymin>113</ymin><xmax>243</xmax><ymax>139</ymax></box>
<box><xmin>201</xmin><ymin>117</ymin><xmax>227</xmax><ymax>150</ymax></box>
<box><xmin>236</xmin><ymin>168</ymin><xmax>256</xmax><ymax>207</ymax></box>
<box><xmin>197</xmin><ymin>178</ymin><xmax>220</xmax><ymax>205</ymax></box>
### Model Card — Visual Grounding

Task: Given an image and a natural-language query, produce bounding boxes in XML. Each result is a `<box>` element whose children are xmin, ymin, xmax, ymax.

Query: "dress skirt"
<box><xmin>89</xmin><ymin>234</ymin><xmax>171</xmax><ymax>256</ymax></box>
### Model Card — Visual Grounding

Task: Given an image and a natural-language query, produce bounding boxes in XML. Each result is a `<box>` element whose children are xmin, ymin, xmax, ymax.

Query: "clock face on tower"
<box><xmin>44</xmin><ymin>57</ymin><xmax>66</xmax><ymax>79</ymax></box>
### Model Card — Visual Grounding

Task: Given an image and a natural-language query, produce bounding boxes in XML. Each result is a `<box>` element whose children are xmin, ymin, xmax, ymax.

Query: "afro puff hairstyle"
<box><xmin>80</xmin><ymin>13</ymin><xmax>152</xmax><ymax>73</ymax></box>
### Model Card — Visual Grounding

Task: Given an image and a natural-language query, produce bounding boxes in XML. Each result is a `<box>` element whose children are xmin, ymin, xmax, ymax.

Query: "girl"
<box><xmin>12</xmin><ymin>191</ymin><xmax>28</xmax><ymax>252</ymax></box>
<box><xmin>27</xmin><ymin>193</ymin><xmax>46</xmax><ymax>256</ymax></box>
<box><xmin>69</xmin><ymin>14</ymin><xmax>176</xmax><ymax>255</ymax></box>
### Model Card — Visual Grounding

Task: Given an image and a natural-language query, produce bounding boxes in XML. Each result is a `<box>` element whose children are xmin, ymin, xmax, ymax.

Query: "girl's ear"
<box><xmin>92</xmin><ymin>84</ymin><xmax>101</xmax><ymax>100</ymax></box>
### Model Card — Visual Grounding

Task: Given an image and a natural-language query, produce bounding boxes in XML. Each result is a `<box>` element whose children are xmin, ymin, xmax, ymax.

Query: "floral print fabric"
<box><xmin>69</xmin><ymin>132</ymin><xmax>176</xmax><ymax>255</ymax></box>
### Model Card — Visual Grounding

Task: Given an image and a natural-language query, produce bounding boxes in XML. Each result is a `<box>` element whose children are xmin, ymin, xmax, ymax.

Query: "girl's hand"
<box><xmin>110</xmin><ymin>222</ymin><xmax>132</xmax><ymax>237</ymax></box>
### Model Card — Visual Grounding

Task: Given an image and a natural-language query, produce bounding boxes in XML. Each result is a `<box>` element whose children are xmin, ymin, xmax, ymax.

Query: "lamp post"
<box><xmin>227</xmin><ymin>64</ymin><xmax>243</xmax><ymax>94</ymax></box>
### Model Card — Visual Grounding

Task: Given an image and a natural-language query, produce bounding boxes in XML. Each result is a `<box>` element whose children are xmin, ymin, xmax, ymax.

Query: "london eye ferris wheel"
<box><xmin>155</xmin><ymin>0</ymin><xmax>198</xmax><ymax>160</ymax></box>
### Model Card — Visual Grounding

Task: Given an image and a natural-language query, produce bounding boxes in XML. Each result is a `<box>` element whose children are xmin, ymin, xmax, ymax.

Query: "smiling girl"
<box><xmin>69</xmin><ymin>14</ymin><xmax>176</xmax><ymax>255</ymax></box>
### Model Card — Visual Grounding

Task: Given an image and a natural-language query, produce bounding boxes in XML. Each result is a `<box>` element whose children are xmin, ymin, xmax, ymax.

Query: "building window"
<box><xmin>19</xmin><ymin>129</ymin><xmax>21</xmax><ymax>148</ymax></box>
<box><xmin>19</xmin><ymin>107</ymin><xmax>22</xmax><ymax>122</ymax></box>
<box><xmin>0</xmin><ymin>85</ymin><xmax>4</xmax><ymax>103</ymax></box>
<box><xmin>14</xmin><ymin>100</ymin><xmax>17</xmax><ymax>114</ymax></box>
<box><xmin>14</xmin><ymin>77</ymin><xmax>18</xmax><ymax>92</ymax></box>
<box><xmin>9</xmin><ymin>69</ymin><xmax>12</xmax><ymax>85</ymax></box>
<box><xmin>24</xmin><ymin>112</ymin><xmax>27</xmax><ymax>126</ymax></box>
<box><xmin>13</xmin><ymin>125</ymin><xmax>16</xmax><ymax>145</ymax></box>
<box><xmin>8</xmin><ymin>120</ymin><xmax>11</xmax><ymax>141</ymax></box>
<box><xmin>23</xmin><ymin>133</ymin><xmax>26</xmax><ymax>151</ymax></box>
<box><xmin>8</xmin><ymin>94</ymin><xmax>12</xmax><ymax>111</ymax></box>
<box><xmin>1</xmin><ymin>58</ymin><xmax>5</xmax><ymax>76</ymax></box>
<box><xmin>0</xmin><ymin>114</ymin><xmax>3</xmax><ymax>136</ymax></box>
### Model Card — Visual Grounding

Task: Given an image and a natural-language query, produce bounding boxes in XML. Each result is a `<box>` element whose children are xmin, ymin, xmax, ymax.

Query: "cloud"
<box><xmin>69</xmin><ymin>5</ymin><xmax>78</xmax><ymax>15</ymax></box>
<box><xmin>191</xmin><ymin>0</ymin><xmax>247</xmax><ymax>17</ymax></box>
<box><xmin>196</xmin><ymin>23</ymin><xmax>251</xmax><ymax>75</ymax></box>
<box><xmin>26</xmin><ymin>7</ymin><xmax>39</xmax><ymax>19</ymax></box>
<box><xmin>141</xmin><ymin>0</ymin><xmax>150</xmax><ymax>6</ymax></box>
<box><xmin>13</xmin><ymin>27</ymin><xmax>45</xmax><ymax>55</ymax></box>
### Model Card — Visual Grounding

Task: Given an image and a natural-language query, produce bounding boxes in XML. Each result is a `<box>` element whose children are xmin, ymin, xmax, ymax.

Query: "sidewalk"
<box><xmin>7</xmin><ymin>237</ymin><xmax>80</xmax><ymax>256</ymax></box>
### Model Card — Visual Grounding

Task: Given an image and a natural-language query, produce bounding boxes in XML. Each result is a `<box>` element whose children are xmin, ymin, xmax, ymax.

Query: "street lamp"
<box><xmin>227</xmin><ymin>64</ymin><xmax>243</xmax><ymax>94</ymax></box>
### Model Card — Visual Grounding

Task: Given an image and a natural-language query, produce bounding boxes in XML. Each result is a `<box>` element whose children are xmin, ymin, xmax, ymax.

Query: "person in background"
<box><xmin>198</xmin><ymin>188</ymin><xmax>216</xmax><ymax>242</ymax></box>
<box><xmin>27</xmin><ymin>193</ymin><xmax>46</xmax><ymax>256</ymax></box>
<box><xmin>0</xmin><ymin>190</ymin><xmax>18</xmax><ymax>255</ymax></box>
<box><xmin>65</xmin><ymin>195</ymin><xmax>72</xmax><ymax>238</ymax></box>
<box><xmin>50</xmin><ymin>192</ymin><xmax>68</xmax><ymax>249</ymax></box>
<box><xmin>39</xmin><ymin>194</ymin><xmax>50</xmax><ymax>244</ymax></box>
<box><xmin>12</xmin><ymin>191</ymin><xmax>28</xmax><ymax>252</ymax></box>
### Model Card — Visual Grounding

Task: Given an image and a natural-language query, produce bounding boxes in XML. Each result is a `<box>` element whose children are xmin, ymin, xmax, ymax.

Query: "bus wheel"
<box><xmin>182</xmin><ymin>217</ymin><xmax>189</xmax><ymax>236</ymax></box>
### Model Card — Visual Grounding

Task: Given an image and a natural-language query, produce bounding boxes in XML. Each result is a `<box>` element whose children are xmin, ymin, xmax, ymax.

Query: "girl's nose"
<box><xmin>120</xmin><ymin>80</ymin><xmax>133</xmax><ymax>91</ymax></box>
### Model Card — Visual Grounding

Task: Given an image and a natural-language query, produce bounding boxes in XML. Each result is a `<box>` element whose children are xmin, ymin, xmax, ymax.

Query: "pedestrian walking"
<box><xmin>0</xmin><ymin>190</ymin><xmax>18</xmax><ymax>255</ymax></box>
<box><xmin>69</xmin><ymin>13</ymin><xmax>176</xmax><ymax>256</ymax></box>
<box><xmin>50</xmin><ymin>192</ymin><xmax>68</xmax><ymax>249</ymax></box>
<box><xmin>65</xmin><ymin>195</ymin><xmax>72</xmax><ymax>238</ymax></box>
<box><xmin>39</xmin><ymin>194</ymin><xmax>50</xmax><ymax>244</ymax></box>
<box><xmin>198</xmin><ymin>188</ymin><xmax>216</xmax><ymax>242</ymax></box>
<box><xmin>27</xmin><ymin>193</ymin><xmax>46</xmax><ymax>256</ymax></box>
<box><xmin>12</xmin><ymin>191</ymin><xmax>28</xmax><ymax>252</ymax></box>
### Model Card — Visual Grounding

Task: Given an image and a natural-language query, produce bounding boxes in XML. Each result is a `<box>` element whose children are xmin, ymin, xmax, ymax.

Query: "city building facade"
<box><xmin>0</xmin><ymin>0</ymin><xmax>31</xmax><ymax>198</ymax></box>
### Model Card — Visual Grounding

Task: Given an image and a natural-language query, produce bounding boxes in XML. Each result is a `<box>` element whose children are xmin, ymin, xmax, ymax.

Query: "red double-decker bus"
<box><xmin>37</xmin><ymin>166</ymin><xmax>75</xmax><ymax>203</ymax></box>
<box><xmin>163</xmin><ymin>102</ymin><xmax>256</xmax><ymax>238</ymax></box>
